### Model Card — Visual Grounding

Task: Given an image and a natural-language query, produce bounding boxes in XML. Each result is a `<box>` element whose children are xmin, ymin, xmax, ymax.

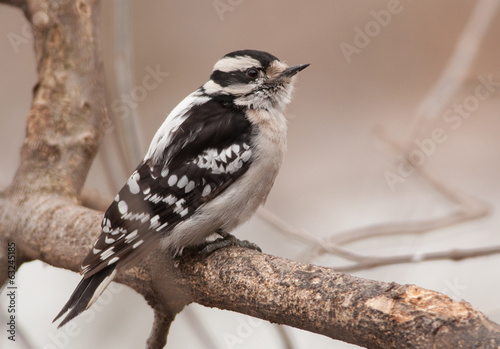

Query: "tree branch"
<box><xmin>0</xmin><ymin>0</ymin><xmax>27</xmax><ymax>8</ymax></box>
<box><xmin>1</xmin><ymin>1</ymin><xmax>500</xmax><ymax>348</ymax></box>
<box><xmin>7</xmin><ymin>0</ymin><xmax>108</xmax><ymax>199</ymax></box>
<box><xmin>147</xmin><ymin>310</ymin><xmax>173</xmax><ymax>349</ymax></box>
<box><xmin>3</xmin><ymin>193</ymin><xmax>500</xmax><ymax>348</ymax></box>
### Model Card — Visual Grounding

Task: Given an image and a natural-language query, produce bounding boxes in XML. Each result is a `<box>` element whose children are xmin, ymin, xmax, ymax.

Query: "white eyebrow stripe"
<box><xmin>213</xmin><ymin>56</ymin><xmax>261</xmax><ymax>72</ymax></box>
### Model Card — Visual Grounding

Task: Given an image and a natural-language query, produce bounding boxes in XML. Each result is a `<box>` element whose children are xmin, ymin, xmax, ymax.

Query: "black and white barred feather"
<box><xmin>54</xmin><ymin>50</ymin><xmax>308</xmax><ymax>327</ymax></box>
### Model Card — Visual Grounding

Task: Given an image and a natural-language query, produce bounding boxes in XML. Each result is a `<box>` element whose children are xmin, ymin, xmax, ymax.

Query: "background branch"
<box><xmin>2</xmin><ymin>193</ymin><xmax>500</xmax><ymax>348</ymax></box>
<box><xmin>259</xmin><ymin>0</ymin><xmax>499</xmax><ymax>273</ymax></box>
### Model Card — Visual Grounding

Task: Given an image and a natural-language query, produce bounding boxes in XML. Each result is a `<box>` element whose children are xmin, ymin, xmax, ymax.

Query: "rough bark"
<box><xmin>1</xmin><ymin>1</ymin><xmax>500</xmax><ymax>348</ymax></box>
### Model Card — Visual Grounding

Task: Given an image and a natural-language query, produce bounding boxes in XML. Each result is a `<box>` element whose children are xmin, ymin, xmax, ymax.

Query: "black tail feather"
<box><xmin>53</xmin><ymin>265</ymin><xmax>116</xmax><ymax>328</ymax></box>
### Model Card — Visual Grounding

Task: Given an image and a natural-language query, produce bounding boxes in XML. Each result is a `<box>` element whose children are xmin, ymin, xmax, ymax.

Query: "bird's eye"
<box><xmin>246</xmin><ymin>68</ymin><xmax>259</xmax><ymax>79</ymax></box>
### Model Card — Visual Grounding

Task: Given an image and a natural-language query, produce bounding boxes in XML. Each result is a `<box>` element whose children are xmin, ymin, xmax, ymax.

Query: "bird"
<box><xmin>53</xmin><ymin>49</ymin><xmax>308</xmax><ymax>327</ymax></box>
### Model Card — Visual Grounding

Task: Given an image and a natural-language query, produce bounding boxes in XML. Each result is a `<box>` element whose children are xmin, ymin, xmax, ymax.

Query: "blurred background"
<box><xmin>1</xmin><ymin>0</ymin><xmax>500</xmax><ymax>348</ymax></box>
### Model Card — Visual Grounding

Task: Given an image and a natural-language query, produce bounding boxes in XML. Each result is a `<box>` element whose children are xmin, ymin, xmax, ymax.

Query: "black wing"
<box><xmin>81</xmin><ymin>99</ymin><xmax>254</xmax><ymax>277</ymax></box>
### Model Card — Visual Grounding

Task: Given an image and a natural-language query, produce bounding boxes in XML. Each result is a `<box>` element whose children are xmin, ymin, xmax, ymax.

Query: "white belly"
<box><xmin>163</xmin><ymin>108</ymin><xmax>287</xmax><ymax>250</ymax></box>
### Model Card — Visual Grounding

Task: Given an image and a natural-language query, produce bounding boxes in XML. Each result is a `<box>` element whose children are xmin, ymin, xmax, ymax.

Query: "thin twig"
<box><xmin>257</xmin><ymin>207</ymin><xmax>367</xmax><ymax>262</ymax></box>
<box><xmin>334</xmin><ymin>245</ymin><xmax>500</xmax><ymax>272</ymax></box>
<box><xmin>408</xmin><ymin>0</ymin><xmax>499</xmax><ymax>145</ymax></box>
<box><xmin>97</xmin><ymin>0</ymin><xmax>148</xmax><ymax>191</ymax></box>
<box><xmin>81</xmin><ymin>187</ymin><xmax>112</xmax><ymax>211</ymax></box>
<box><xmin>261</xmin><ymin>126</ymin><xmax>492</xmax><ymax>266</ymax></box>
<box><xmin>0</xmin><ymin>0</ymin><xmax>26</xmax><ymax>7</ymax></box>
<box><xmin>147</xmin><ymin>310</ymin><xmax>173</xmax><ymax>349</ymax></box>
<box><xmin>375</xmin><ymin>127</ymin><xmax>490</xmax><ymax>214</ymax></box>
<box><xmin>297</xmin><ymin>129</ymin><xmax>491</xmax><ymax>263</ymax></box>
<box><xmin>291</xmin><ymin>1</ymin><xmax>498</xmax><ymax>265</ymax></box>
<box><xmin>97</xmin><ymin>137</ymin><xmax>130</xmax><ymax>194</ymax></box>
<box><xmin>275</xmin><ymin>325</ymin><xmax>296</xmax><ymax>349</ymax></box>
<box><xmin>113</xmin><ymin>0</ymin><xmax>146</xmax><ymax>165</ymax></box>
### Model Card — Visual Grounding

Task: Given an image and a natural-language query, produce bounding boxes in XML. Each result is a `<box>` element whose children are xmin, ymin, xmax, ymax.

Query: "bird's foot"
<box><xmin>200</xmin><ymin>230</ymin><xmax>262</xmax><ymax>258</ymax></box>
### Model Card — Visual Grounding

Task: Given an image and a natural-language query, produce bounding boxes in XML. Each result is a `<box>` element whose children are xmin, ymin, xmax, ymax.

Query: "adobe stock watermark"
<box><xmin>6</xmin><ymin>18</ymin><xmax>32</xmax><ymax>54</ymax></box>
<box><xmin>222</xmin><ymin>316</ymin><xmax>263</xmax><ymax>348</ymax></box>
<box><xmin>43</xmin><ymin>283</ymin><xmax>123</xmax><ymax>349</ymax></box>
<box><xmin>442</xmin><ymin>277</ymin><xmax>466</xmax><ymax>301</ymax></box>
<box><xmin>339</xmin><ymin>0</ymin><xmax>411</xmax><ymax>64</ymax></box>
<box><xmin>384</xmin><ymin>74</ymin><xmax>500</xmax><ymax>192</ymax></box>
<box><xmin>213</xmin><ymin>0</ymin><xmax>243</xmax><ymax>21</ymax></box>
<box><xmin>7</xmin><ymin>0</ymin><xmax>74</xmax><ymax>54</ymax></box>
<box><xmin>110</xmin><ymin>65</ymin><xmax>169</xmax><ymax>121</ymax></box>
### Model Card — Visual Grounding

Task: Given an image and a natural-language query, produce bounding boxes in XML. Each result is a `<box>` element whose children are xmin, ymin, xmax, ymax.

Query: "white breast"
<box><xmin>163</xmin><ymin>108</ymin><xmax>288</xmax><ymax>250</ymax></box>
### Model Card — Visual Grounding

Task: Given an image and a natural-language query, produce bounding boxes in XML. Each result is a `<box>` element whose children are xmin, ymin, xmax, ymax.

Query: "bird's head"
<box><xmin>202</xmin><ymin>50</ymin><xmax>309</xmax><ymax>111</ymax></box>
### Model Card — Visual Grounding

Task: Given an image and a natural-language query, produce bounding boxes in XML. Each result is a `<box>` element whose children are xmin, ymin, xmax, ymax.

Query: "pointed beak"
<box><xmin>281</xmin><ymin>63</ymin><xmax>310</xmax><ymax>78</ymax></box>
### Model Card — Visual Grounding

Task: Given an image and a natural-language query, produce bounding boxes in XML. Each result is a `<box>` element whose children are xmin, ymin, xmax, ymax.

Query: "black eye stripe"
<box><xmin>210</xmin><ymin>70</ymin><xmax>256</xmax><ymax>87</ymax></box>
